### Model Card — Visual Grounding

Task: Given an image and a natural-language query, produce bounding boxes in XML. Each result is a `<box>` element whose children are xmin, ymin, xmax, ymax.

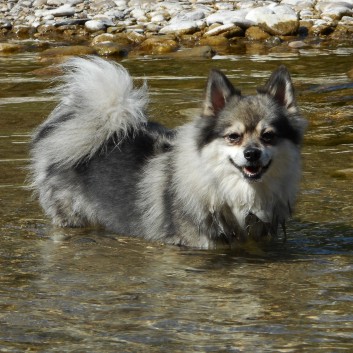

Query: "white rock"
<box><xmin>312</xmin><ymin>19</ymin><xmax>330</xmax><ymax>26</ymax></box>
<box><xmin>245</xmin><ymin>6</ymin><xmax>274</xmax><ymax>24</ymax></box>
<box><xmin>193</xmin><ymin>4</ymin><xmax>213</xmax><ymax>15</ymax></box>
<box><xmin>316</xmin><ymin>2</ymin><xmax>353</xmax><ymax>12</ymax></box>
<box><xmin>339</xmin><ymin>15</ymin><xmax>353</xmax><ymax>23</ymax></box>
<box><xmin>151</xmin><ymin>2</ymin><xmax>183</xmax><ymax>17</ymax></box>
<box><xmin>195</xmin><ymin>19</ymin><xmax>207</xmax><ymax>30</ymax></box>
<box><xmin>215</xmin><ymin>3</ymin><xmax>234</xmax><ymax>11</ymax></box>
<box><xmin>321</xmin><ymin>5</ymin><xmax>352</xmax><ymax>20</ymax></box>
<box><xmin>146</xmin><ymin>23</ymin><xmax>162</xmax><ymax>32</ymax></box>
<box><xmin>92</xmin><ymin>15</ymin><xmax>115</xmax><ymax>26</ymax></box>
<box><xmin>238</xmin><ymin>1</ymin><xmax>261</xmax><ymax>9</ymax></box>
<box><xmin>47</xmin><ymin>0</ymin><xmax>65</xmax><ymax>5</ymax></box>
<box><xmin>35</xmin><ymin>9</ymin><xmax>46</xmax><ymax>18</ymax></box>
<box><xmin>281</xmin><ymin>0</ymin><xmax>315</xmax><ymax>6</ymax></box>
<box><xmin>85</xmin><ymin>19</ymin><xmax>106</xmax><ymax>32</ymax></box>
<box><xmin>68</xmin><ymin>0</ymin><xmax>84</xmax><ymax>5</ymax></box>
<box><xmin>91</xmin><ymin>33</ymin><xmax>115</xmax><ymax>45</ymax></box>
<box><xmin>105</xmin><ymin>9</ymin><xmax>125</xmax><ymax>20</ymax></box>
<box><xmin>48</xmin><ymin>4</ymin><xmax>75</xmax><ymax>17</ymax></box>
<box><xmin>196</xmin><ymin>0</ymin><xmax>213</xmax><ymax>4</ymax></box>
<box><xmin>43</xmin><ymin>14</ymin><xmax>54</xmax><ymax>21</ymax></box>
<box><xmin>137</xmin><ymin>16</ymin><xmax>148</xmax><ymax>23</ymax></box>
<box><xmin>316</xmin><ymin>0</ymin><xmax>353</xmax><ymax>4</ymax></box>
<box><xmin>206</xmin><ymin>9</ymin><xmax>252</xmax><ymax>26</ymax></box>
<box><xmin>311</xmin><ymin>18</ymin><xmax>333</xmax><ymax>33</ymax></box>
<box><xmin>32</xmin><ymin>21</ymin><xmax>42</xmax><ymax>28</ymax></box>
<box><xmin>33</xmin><ymin>0</ymin><xmax>47</xmax><ymax>6</ymax></box>
<box><xmin>114</xmin><ymin>0</ymin><xmax>127</xmax><ymax>7</ymax></box>
<box><xmin>169</xmin><ymin>10</ymin><xmax>205</xmax><ymax>24</ymax></box>
<box><xmin>274</xmin><ymin>4</ymin><xmax>299</xmax><ymax>16</ymax></box>
<box><xmin>122</xmin><ymin>18</ymin><xmax>134</xmax><ymax>26</ymax></box>
<box><xmin>159</xmin><ymin>20</ymin><xmax>199</xmax><ymax>35</ymax></box>
<box><xmin>204</xmin><ymin>23</ymin><xmax>239</xmax><ymax>36</ymax></box>
<box><xmin>205</xmin><ymin>10</ymin><xmax>230</xmax><ymax>25</ymax></box>
<box><xmin>151</xmin><ymin>14</ymin><xmax>166</xmax><ymax>23</ymax></box>
<box><xmin>131</xmin><ymin>7</ymin><xmax>145</xmax><ymax>20</ymax></box>
<box><xmin>245</xmin><ymin>5</ymin><xmax>299</xmax><ymax>35</ymax></box>
<box><xmin>288</xmin><ymin>40</ymin><xmax>307</xmax><ymax>48</ymax></box>
<box><xmin>25</xmin><ymin>15</ymin><xmax>36</xmax><ymax>24</ymax></box>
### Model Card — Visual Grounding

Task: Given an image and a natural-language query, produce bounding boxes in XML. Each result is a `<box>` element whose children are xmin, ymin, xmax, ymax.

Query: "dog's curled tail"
<box><xmin>31</xmin><ymin>56</ymin><xmax>148</xmax><ymax>168</ymax></box>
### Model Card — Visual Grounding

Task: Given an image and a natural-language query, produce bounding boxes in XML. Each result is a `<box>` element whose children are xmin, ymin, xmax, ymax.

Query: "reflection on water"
<box><xmin>0</xmin><ymin>49</ymin><xmax>352</xmax><ymax>352</ymax></box>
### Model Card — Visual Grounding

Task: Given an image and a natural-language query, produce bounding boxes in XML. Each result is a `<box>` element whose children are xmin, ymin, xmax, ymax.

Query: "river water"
<box><xmin>0</xmin><ymin>45</ymin><xmax>352</xmax><ymax>352</ymax></box>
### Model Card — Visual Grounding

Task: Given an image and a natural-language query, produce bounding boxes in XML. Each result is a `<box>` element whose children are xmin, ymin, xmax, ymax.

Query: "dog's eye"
<box><xmin>261</xmin><ymin>131</ymin><xmax>276</xmax><ymax>144</ymax></box>
<box><xmin>225</xmin><ymin>133</ymin><xmax>241</xmax><ymax>144</ymax></box>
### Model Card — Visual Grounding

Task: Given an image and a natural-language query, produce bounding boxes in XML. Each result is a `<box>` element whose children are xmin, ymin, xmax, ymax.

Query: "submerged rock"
<box><xmin>138</xmin><ymin>36</ymin><xmax>179</xmax><ymax>55</ymax></box>
<box><xmin>0</xmin><ymin>43</ymin><xmax>23</xmax><ymax>53</ymax></box>
<box><xmin>199</xmin><ymin>35</ymin><xmax>229</xmax><ymax>48</ymax></box>
<box><xmin>31</xmin><ymin>65</ymin><xmax>64</xmax><ymax>76</ymax></box>
<box><xmin>92</xmin><ymin>42</ymin><xmax>129</xmax><ymax>56</ymax></box>
<box><xmin>332</xmin><ymin>168</ymin><xmax>353</xmax><ymax>179</ymax></box>
<box><xmin>167</xmin><ymin>46</ymin><xmax>215</xmax><ymax>59</ymax></box>
<box><xmin>288</xmin><ymin>40</ymin><xmax>307</xmax><ymax>48</ymax></box>
<box><xmin>39</xmin><ymin>45</ymin><xmax>97</xmax><ymax>62</ymax></box>
<box><xmin>90</xmin><ymin>33</ymin><xmax>117</xmax><ymax>46</ymax></box>
<box><xmin>245</xmin><ymin>26</ymin><xmax>271</xmax><ymax>40</ymax></box>
<box><xmin>347</xmin><ymin>68</ymin><xmax>353</xmax><ymax>80</ymax></box>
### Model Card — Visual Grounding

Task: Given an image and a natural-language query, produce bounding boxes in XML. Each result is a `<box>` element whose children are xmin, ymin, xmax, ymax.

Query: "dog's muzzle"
<box><xmin>229</xmin><ymin>148</ymin><xmax>272</xmax><ymax>181</ymax></box>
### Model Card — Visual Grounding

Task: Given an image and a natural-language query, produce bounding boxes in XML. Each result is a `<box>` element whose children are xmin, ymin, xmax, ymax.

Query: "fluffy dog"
<box><xmin>30</xmin><ymin>57</ymin><xmax>306</xmax><ymax>249</ymax></box>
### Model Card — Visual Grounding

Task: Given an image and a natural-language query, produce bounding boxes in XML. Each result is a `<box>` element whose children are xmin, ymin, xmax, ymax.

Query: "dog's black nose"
<box><xmin>244</xmin><ymin>147</ymin><xmax>261</xmax><ymax>162</ymax></box>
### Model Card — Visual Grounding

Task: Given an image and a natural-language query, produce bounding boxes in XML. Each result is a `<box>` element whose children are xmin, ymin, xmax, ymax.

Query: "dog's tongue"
<box><xmin>244</xmin><ymin>166</ymin><xmax>261</xmax><ymax>175</ymax></box>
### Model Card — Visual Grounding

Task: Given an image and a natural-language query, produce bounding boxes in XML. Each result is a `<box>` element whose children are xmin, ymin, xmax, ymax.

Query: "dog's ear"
<box><xmin>203</xmin><ymin>69</ymin><xmax>240</xmax><ymax>117</ymax></box>
<box><xmin>259</xmin><ymin>66</ymin><xmax>298</xmax><ymax>113</ymax></box>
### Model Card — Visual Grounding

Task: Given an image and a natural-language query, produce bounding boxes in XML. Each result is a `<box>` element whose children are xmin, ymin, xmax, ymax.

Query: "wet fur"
<box><xmin>29</xmin><ymin>57</ymin><xmax>306</xmax><ymax>249</ymax></box>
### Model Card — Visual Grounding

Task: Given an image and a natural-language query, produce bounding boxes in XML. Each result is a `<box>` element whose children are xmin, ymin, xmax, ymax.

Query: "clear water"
<box><xmin>0</xmin><ymin>45</ymin><xmax>352</xmax><ymax>352</ymax></box>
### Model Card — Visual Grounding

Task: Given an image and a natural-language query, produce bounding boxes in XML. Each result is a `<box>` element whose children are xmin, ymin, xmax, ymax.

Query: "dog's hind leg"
<box><xmin>36</xmin><ymin>169</ymin><xmax>96</xmax><ymax>228</ymax></box>
<box><xmin>38</xmin><ymin>185</ymin><xmax>87</xmax><ymax>228</ymax></box>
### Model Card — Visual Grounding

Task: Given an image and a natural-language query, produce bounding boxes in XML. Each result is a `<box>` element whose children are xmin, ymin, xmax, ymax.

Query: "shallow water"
<box><xmin>0</xmin><ymin>46</ymin><xmax>352</xmax><ymax>352</ymax></box>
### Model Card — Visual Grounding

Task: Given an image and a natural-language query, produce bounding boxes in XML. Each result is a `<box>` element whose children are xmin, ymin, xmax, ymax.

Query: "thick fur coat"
<box><xmin>30</xmin><ymin>57</ymin><xmax>306</xmax><ymax>249</ymax></box>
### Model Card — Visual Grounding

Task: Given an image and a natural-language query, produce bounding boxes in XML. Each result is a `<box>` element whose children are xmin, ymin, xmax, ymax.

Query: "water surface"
<box><xmin>0</xmin><ymin>47</ymin><xmax>352</xmax><ymax>352</ymax></box>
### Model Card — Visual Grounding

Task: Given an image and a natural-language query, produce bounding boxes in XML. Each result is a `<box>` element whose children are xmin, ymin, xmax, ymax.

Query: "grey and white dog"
<box><xmin>30</xmin><ymin>57</ymin><xmax>306</xmax><ymax>249</ymax></box>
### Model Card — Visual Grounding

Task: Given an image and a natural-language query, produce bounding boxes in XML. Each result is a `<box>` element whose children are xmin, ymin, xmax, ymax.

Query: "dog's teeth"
<box><xmin>244</xmin><ymin>166</ymin><xmax>261</xmax><ymax>175</ymax></box>
<box><xmin>242</xmin><ymin>166</ymin><xmax>263</xmax><ymax>179</ymax></box>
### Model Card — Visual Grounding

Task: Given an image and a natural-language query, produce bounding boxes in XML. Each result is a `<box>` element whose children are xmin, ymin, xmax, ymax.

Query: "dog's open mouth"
<box><xmin>229</xmin><ymin>158</ymin><xmax>272</xmax><ymax>181</ymax></box>
<box><xmin>242</xmin><ymin>165</ymin><xmax>264</xmax><ymax>179</ymax></box>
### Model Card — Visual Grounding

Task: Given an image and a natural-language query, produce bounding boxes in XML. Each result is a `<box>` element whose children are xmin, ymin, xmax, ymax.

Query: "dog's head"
<box><xmin>198</xmin><ymin>66</ymin><xmax>307</xmax><ymax>183</ymax></box>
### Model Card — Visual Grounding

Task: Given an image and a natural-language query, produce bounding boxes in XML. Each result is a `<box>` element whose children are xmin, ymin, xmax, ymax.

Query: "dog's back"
<box><xmin>72</xmin><ymin>126</ymin><xmax>174</xmax><ymax>234</ymax></box>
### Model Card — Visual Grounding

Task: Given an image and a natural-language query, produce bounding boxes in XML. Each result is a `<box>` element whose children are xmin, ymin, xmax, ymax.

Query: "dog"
<box><xmin>29</xmin><ymin>56</ymin><xmax>306</xmax><ymax>249</ymax></box>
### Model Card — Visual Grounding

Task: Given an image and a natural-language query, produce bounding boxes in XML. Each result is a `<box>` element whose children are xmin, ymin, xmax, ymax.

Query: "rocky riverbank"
<box><xmin>1</xmin><ymin>0</ymin><xmax>353</xmax><ymax>59</ymax></box>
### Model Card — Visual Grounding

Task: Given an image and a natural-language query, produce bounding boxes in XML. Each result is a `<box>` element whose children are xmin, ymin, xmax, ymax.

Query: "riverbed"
<box><xmin>0</xmin><ymin>47</ymin><xmax>352</xmax><ymax>352</ymax></box>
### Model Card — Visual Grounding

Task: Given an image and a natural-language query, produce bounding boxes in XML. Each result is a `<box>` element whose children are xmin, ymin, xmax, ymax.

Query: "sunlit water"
<box><xmin>0</xmin><ymin>45</ymin><xmax>352</xmax><ymax>352</ymax></box>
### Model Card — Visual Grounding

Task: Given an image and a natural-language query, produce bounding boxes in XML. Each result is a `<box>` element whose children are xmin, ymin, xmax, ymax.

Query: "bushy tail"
<box><xmin>31</xmin><ymin>56</ymin><xmax>148</xmax><ymax>168</ymax></box>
